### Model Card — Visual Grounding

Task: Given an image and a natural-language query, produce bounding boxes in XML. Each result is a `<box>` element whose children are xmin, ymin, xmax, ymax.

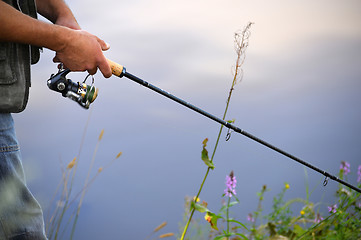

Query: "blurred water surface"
<box><xmin>13</xmin><ymin>0</ymin><xmax>361</xmax><ymax>238</ymax></box>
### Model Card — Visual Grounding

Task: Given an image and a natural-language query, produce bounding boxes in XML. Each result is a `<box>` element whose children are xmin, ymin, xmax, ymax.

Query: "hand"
<box><xmin>53</xmin><ymin>29</ymin><xmax>112</xmax><ymax>78</ymax></box>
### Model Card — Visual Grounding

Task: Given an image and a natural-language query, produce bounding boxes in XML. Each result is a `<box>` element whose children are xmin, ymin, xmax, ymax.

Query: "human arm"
<box><xmin>35</xmin><ymin>0</ymin><xmax>80</xmax><ymax>29</ymax></box>
<box><xmin>0</xmin><ymin>1</ymin><xmax>111</xmax><ymax>77</ymax></box>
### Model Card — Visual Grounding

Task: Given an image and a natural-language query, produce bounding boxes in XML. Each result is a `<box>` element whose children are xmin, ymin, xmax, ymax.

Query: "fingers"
<box><xmin>97</xmin><ymin>37</ymin><xmax>110</xmax><ymax>51</ymax></box>
<box><xmin>53</xmin><ymin>30</ymin><xmax>112</xmax><ymax>77</ymax></box>
<box><xmin>96</xmin><ymin>37</ymin><xmax>112</xmax><ymax>78</ymax></box>
<box><xmin>98</xmin><ymin>57</ymin><xmax>112</xmax><ymax>78</ymax></box>
<box><xmin>53</xmin><ymin>56</ymin><xmax>67</xmax><ymax>69</ymax></box>
<box><xmin>54</xmin><ymin>55</ymin><xmax>111</xmax><ymax>78</ymax></box>
<box><xmin>53</xmin><ymin>56</ymin><xmax>60</xmax><ymax>63</ymax></box>
<box><xmin>88</xmin><ymin>67</ymin><xmax>98</xmax><ymax>76</ymax></box>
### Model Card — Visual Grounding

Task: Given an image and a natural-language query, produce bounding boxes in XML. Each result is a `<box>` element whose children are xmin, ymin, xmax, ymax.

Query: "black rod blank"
<box><xmin>121</xmin><ymin>71</ymin><xmax>361</xmax><ymax>194</ymax></box>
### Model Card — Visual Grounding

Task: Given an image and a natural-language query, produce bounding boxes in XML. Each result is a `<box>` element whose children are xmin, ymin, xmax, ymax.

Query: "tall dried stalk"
<box><xmin>45</xmin><ymin>108</ymin><xmax>122</xmax><ymax>239</ymax></box>
<box><xmin>180</xmin><ymin>22</ymin><xmax>253</xmax><ymax>240</ymax></box>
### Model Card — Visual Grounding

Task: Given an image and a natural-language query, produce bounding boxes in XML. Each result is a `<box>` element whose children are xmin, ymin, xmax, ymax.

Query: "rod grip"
<box><xmin>107</xmin><ymin>59</ymin><xmax>124</xmax><ymax>77</ymax></box>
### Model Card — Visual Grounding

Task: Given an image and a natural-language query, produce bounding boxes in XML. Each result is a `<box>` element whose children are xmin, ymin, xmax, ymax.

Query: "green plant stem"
<box><xmin>180</xmin><ymin>23</ymin><xmax>252</xmax><ymax>240</ymax></box>
<box><xmin>180</xmin><ymin>80</ymin><xmax>235</xmax><ymax>240</ymax></box>
<box><xmin>226</xmin><ymin>197</ymin><xmax>231</xmax><ymax>239</ymax></box>
<box><xmin>180</xmin><ymin>167</ymin><xmax>210</xmax><ymax>239</ymax></box>
<box><xmin>180</xmin><ymin>208</ymin><xmax>194</xmax><ymax>240</ymax></box>
<box><xmin>180</xmin><ymin>64</ymin><xmax>238</xmax><ymax>240</ymax></box>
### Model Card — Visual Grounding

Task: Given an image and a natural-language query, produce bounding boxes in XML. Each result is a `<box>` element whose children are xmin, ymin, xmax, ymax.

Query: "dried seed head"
<box><xmin>159</xmin><ymin>233</ymin><xmax>174</xmax><ymax>238</ymax></box>
<box><xmin>67</xmin><ymin>157</ymin><xmax>76</xmax><ymax>169</ymax></box>
<box><xmin>153</xmin><ymin>222</ymin><xmax>167</xmax><ymax>232</ymax></box>
<box><xmin>98</xmin><ymin>129</ymin><xmax>104</xmax><ymax>141</ymax></box>
<box><xmin>116</xmin><ymin>152</ymin><xmax>122</xmax><ymax>159</ymax></box>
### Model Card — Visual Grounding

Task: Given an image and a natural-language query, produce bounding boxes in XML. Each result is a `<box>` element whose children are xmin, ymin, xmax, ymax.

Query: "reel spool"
<box><xmin>47</xmin><ymin>69</ymin><xmax>98</xmax><ymax>109</ymax></box>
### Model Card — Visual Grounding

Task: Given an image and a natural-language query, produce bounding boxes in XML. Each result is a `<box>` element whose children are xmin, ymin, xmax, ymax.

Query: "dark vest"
<box><xmin>0</xmin><ymin>0</ymin><xmax>41</xmax><ymax>113</ymax></box>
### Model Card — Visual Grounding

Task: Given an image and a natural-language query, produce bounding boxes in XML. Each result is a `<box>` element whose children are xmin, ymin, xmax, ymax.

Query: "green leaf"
<box><xmin>219</xmin><ymin>200</ymin><xmax>239</xmax><ymax>213</ymax></box>
<box><xmin>202</xmin><ymin>138</ymin><xmax>208</xmax><ymax>147</ymax></box>
<box><xmin>191</xmin><ymin>201</ymin><xmax>209</xmax><ymax>213</ymax></box>
<box><xmin>293</xmin><ymin>224</ymin><xmax>305</xmax><ymax>235</ymax></box>
<box><xmin>228</xmin><ymin>201</ymin><xmax>239</xmax><ymax>208</ymax></box>
<box><xmin>234</xmin><ymin>233</ymin><xmax>248</xmax><ymax>239</ymax></box>
<box><xmin>205</xmin><ymin>212</ymin><xmax>221</xmax><ymax>231</ymax></box>
<box><xmin>213</xmin><ymin>235</ymin><xmax>226</xmax><ymax>240</ymax></box>
<box><xmin>227</xmin><ymin>119</ymin><xmax>235</xmax><ymax>123</ymax></box>
<box><xmin>228</xmin><ymin>219</ymin><xmax>248</xmax><ymax>230</ymax></box>
<box><xmin>201</xmin><ymin>139</ymin><xmax>215</xmax><ymax>169</ymax></box>
<box><xmin>219</xmin><ymin>205</ymin><xmax>227</xmax><ymax>213</ymax></box>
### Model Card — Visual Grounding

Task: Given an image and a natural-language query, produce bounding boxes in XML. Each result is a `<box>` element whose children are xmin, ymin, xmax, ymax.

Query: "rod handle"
<box><xmin>107</xmin><ymin>59</ymin><xmax>125</xmax><ymax>77</ymax></box>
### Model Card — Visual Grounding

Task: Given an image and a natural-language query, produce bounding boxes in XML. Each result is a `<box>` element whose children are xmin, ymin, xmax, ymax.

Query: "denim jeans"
<box><xmin>0</xmin><ymin>113</ymin><xmax>47</xmax><ymax>240</ymax></box>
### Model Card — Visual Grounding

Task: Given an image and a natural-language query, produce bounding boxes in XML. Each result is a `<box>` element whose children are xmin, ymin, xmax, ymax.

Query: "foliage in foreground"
<box><xmin>176</xmin><ymin>21</ymin><xmax>361</xmax><ymax>240</ymax></box>
<box><xmin>180</xmin><ymin>159</ymin><xmax>361</xmax><ymax>240</ymax></box>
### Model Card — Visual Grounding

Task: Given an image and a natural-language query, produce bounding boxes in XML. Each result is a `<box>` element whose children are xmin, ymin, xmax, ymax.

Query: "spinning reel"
<box><xmin>47</xmin><ymin>69</ymin><xmax>98</xmax><ymax>109</ymax></box>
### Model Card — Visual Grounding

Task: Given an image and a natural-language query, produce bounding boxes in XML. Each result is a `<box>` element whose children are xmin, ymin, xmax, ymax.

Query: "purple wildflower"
<box><xmin>357</xmin><ymin>165</ymin><xmax>361</xmax><ymax>183</ymax></box>
<box><xmin>224</xmin><ymin>171</ymin><xmax>237</xmax><ymax>197</ymax></box>
<box><xmin>328</xmin><ymin>204</ymin><xmax>337</xmax><ymax>213</ymax></box>
<box><xmin>247</xmin><ymin>213</ymin><xmax>255</xmax><ymax>223</ymax></box>
<box><xmin>340</xmin><ymin>161</ymin><xmax>350</xmax><ymax>175</ymax></box>
<box><xmin>314</xmin><ymin>213</ymin><xmax>324</xmax><ymax>223</ymax></box>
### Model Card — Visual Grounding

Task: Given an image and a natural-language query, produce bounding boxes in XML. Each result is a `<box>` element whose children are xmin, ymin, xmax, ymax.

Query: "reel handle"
<box><xmin>107</xmin><ymin>59</ymin><xmax>126</xmax><ymax>77</ymax></box>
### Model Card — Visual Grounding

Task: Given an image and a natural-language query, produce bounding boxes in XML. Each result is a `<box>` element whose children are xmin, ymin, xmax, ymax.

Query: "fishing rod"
<box><xmin>47</xmin><ymin>59</ymin><xmax>361</xmax><ymax>194</ymax></box>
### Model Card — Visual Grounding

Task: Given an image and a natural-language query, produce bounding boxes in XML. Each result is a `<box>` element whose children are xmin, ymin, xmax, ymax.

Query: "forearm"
<box><xmin>0</xmin><ymin>1</ymin><xmax>69</xmax><ymax>51</ymax></box>
<box><xmin>36</xmin><ymin>0</ymin><xmax>78</xmax><ymax>26</ymax></box>
<box><xmin>0</xmin><ymin>1</ymin><xmax>112</xmax><ymax>77</ymax></box>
